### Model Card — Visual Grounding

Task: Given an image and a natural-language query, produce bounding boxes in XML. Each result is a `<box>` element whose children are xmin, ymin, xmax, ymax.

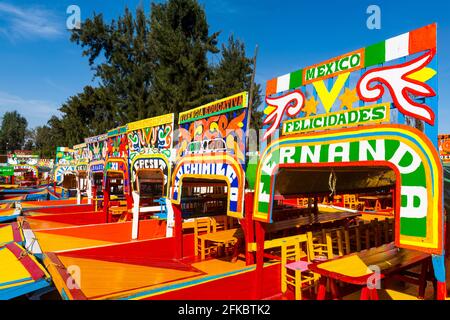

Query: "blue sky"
<box><xmin>0</xmin><ymin>0</ymin><xmax>449</xmax><ymax>132</ymax></box>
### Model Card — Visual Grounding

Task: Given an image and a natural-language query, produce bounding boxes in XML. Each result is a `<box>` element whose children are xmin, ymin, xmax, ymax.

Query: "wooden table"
<box><xmin>198</xmin><ymin>228</ymin><xmax>244</xmax><ymax>260</ymax></box>
<box><xmin>308</xmin><ymin>242</ymin><xmax>431</xmax><ymax>300</ymax></box>
<box><xmin>265</xmin><ymin>211</ymin><xmax>361</xmax><ymax>233</ymax></box>
<box><xmin>182</xmin><ymin>215</ymin><xmax>229</xmax><ymax>230</ymax></box>
<box><xmin>359</xmin><ymin>195</ymin><xmax>392</xmax><ymax>211</ymax></box>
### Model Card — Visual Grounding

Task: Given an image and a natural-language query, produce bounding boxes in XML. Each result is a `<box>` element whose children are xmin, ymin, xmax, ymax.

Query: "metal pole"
<box><xmin>246</xmin><ymin>44</ymin><xmax>259</xmax><ymax>154</ymax></box>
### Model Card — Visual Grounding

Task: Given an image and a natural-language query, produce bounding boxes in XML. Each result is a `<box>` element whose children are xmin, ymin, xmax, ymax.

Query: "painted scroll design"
<box><xmin>89</xmin><ymin>141</ymin><xmax>107</xmax><ymax>162</ymax></box>
<box><xmin>107</xmin><ymin>134</ymin><xmax>128</xmax><ymax>159</ymax></box>
<box><xmin>357</xmin><ymin>50</ymin><xmax>436</xmax><ymax>125</ymax></box>
<box><xmin>127</xmin><ymin>124</ymin><xmax>173</xmax><ymax>161</ymax></box>
<box><xmin>262</xmin><ymin>90</ymin><xmax>305</xmax><ymax>140</ymax></box>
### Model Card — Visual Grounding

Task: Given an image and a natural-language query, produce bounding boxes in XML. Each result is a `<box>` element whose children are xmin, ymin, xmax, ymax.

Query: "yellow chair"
<box><xmin>281</xmin><ymin>236</ymin><xmax>317</xmax><ymax>300</ymax></box>
<box><xmin>343</xmin><ymin>194</ymin><xmax>356</xmax><ymax>210</ymax></box>
<box><xmin>306</xmin><ymin>231</ymin><xmax>334</xmax><ymax>262</ymax></box>
<box><xmin>296</xmin><ymin>198</ymin><xmax>309</xmax><ymax>207</ymax></box>
<box><xmin>194</xmin><ymin>218</ymin><xmax>217</xmax><ymax>258</ymax></box>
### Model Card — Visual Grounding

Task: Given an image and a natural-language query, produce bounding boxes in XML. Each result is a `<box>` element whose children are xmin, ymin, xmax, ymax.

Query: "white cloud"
<box><xmin>0</xmin><ymin>91</ymin><xmax>60</xmax><ymax>128</ymax></box>
<box><xmin>0</xmin><ymin>2</ymin><xmax>63</xmax><ymax>41</ymax></box>
<box><xmin>203</xmin><ymin>0</ymin><xmax>237</xmax><ymax>14</ymax></box>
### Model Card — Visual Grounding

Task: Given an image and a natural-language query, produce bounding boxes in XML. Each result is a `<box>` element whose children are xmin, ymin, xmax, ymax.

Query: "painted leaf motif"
<box><xmin>357</xmin><ymin>50</ymin><xmax>436</xmax><ymax>125</ymax></box>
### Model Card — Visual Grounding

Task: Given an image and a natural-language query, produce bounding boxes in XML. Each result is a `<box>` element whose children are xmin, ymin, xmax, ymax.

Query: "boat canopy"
<box><xmin>275</xmin><ymin>166</ymin><xmax>395</xmax><ymax>196</ymax></box>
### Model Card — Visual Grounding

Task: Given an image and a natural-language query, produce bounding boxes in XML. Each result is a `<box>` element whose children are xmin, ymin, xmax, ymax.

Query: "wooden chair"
<box><xmin>281</xmin><ymin>236</ymin><xmax>317</xmax><ymax>300</ymax></box>
<box><xmin>194</xmin><ymin>218</ymin><xmax>216</xmax><ymax>258</ymax></box>
<box><xmin>346</xmin><ymin>223</ymin><xmax>363</xmax><ymax>253</ymax></box>
<box><xmin>329</xmin><ymin>227</ymin><xmax>348</xmax><ymax>257</ymax></box>
<box><xmin>212</xmin><ymin>215</ymin><xmax>229</xmax><ymax>232</ymax></box>
<box><xmin>343</xmin><ymin>194</ymin><xmax>364</xmax><ymax>210</ymax></box>
<box><xmin>381</xmin><ymin>218</ymin><xmax>393</xmax><ymax>241</ymax></box>
<box><xmin>306</xmin><ymin>231</ymin><xmax>334</xmax><ymax>262</ymax></box>
<box><xmin>351</xmin><ymin>218</ymin><xmax>395</xmax><ymax>252</ymax></box>
<box><xmin>343</xmin><ymin>195</ymin><xmax>354</xmax><ymax>209</ymax></box>
<box><xmin>296</xmin><ymin>198</ymin><xmax>309</xmax><ymax>207</ymax></box>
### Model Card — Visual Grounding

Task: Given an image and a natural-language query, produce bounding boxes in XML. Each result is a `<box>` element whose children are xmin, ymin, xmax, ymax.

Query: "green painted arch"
<box><xmin>253</xmin><ymin>125</ymin><xmax>443</xmax><ymax>255</ymax></box>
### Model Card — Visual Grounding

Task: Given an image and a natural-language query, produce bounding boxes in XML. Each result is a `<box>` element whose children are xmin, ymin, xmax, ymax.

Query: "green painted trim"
<box><xmin>289</xmin><ymin>69</ymin><xmax>303</xmax><ymax>89</ymax></box>
<box><xmin>365</xmin><ymin>41</ymin><xmax>386</xmax><ymax>68</ymax></box>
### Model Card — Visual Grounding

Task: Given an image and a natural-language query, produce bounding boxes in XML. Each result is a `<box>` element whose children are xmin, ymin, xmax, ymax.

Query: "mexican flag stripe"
<box><xmin>265</xmin><ymin>23</ymin><xmax>437</xmax><ymax>97</ymax></box>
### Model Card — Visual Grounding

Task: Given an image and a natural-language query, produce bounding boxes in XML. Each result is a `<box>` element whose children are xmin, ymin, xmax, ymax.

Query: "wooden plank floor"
<box><xmin>57</xmin><ymin>255</ymin><xmax>205</xmax><ymax>299</ymax></box>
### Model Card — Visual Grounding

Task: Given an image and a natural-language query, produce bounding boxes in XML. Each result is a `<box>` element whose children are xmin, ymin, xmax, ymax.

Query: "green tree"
<box><xmin>148</xmin><ymin>0</ymin><xmax>220</xmax><ymax>117</ymax></box>
<box><xmin>212</xmin><ymin>35</ymin><xmax>263</xmax><ymax>130</ymax></box>
<box><xmin>33</xmin><ymin>0</ymin><xmax>265</xmax><ymax>156</ymax></box>
<box><xmin>23</xmin><ymin>129</ymin><xmax>35</xmax><ymax>150</ymax></box>
<box><xmin>0</xmin><ymin>111</ymin><xmax>28</xmax><ymax>152</ymax></box>
<box><xmin>59</xmin><ymin>86</ymin><xmax>116</xmax><ymax>145</ymax></box>
<box><xmin>70</xmin><ymin>7</ymin><xmax>153</xmax><ymax>123</ymax></box>
<box><xmin>33</xmin><ymin>125</ymin><xmax>61</xmax><ymax>158</ymax></box>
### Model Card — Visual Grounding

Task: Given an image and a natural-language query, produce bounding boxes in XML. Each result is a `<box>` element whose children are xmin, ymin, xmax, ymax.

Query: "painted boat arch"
<box><xmin>53</xmin><ymin>165</ymin><xmax>76</xmax><ymax>184</ymax></box>
<box><xmin>171</xmin><ymin>154</ymin><xmax>245</xmax><ymax>218</ymax></box>
<box><xmin>105</xmin><ymin>157</ymin><xmax>130</xmax><ymax>194</ymax></box>
<box><xmin>88</xmin><ymin>160</ymin><xmax>105</xmax><ymax>193</ymax></box>
<box><xmin>13</xmin><ymin>165</ymin><xmax>38</xmax><ymax>178</ymax></box>
<box><xmin>130</xmin><ymin>154</ymin><xmax>171</xmax><ymax>196</ymax></box>
<box><xmin>75</xmin><ymin>162</ymin><xmax>88</xmax><ymax>175</ymax></box>
<box><xmin>253</xmin><ymin>125</ymin><xmax>443</xmax><ymax>255</ymax></box>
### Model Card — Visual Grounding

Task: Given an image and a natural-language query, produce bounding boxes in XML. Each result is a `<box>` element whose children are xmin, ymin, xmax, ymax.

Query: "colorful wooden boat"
<box><xmin>0</xmin><ymin>223</ymin><xmax>24</xmax><ymax>246</ymax></box>
<box><xmin>0</xmin><ymin>243</ymin><xmax>51</xmax><ymax>299</ymax></box>
<box><xmin>103</xmin><ymin>125</ymin><xmax>132</xmax><ymax>222</ymax></box>
<box><xmin>120</xmin><ymin>114</ymin><xmax>175</xmax><ymax>237</ymax></box>
<box><xmin>43</xmin><ymin>92</ymin><xmax>253</xmax><ymax>300</ymax></box>
<box><xmin>44</xmin><ymin>24</ymin><xmax>448</xmax><ymax>300</ymax></box>
<box><xmin>4</xmin><ymin>23</ymin><xmax>446</xmax><ymax>301</ymax></box>
<box><xmin>84</xmin><ymin>133</ymin><xmax>108</xmax><ymax>207</ymax></box>
<box><xmin>0</xmin><ymin>208</ymin><xmax>20</xmax><ymax>223</ymax></box>
<box><xmin>23</xmin><ymin>218</ymin><xmax>167</xmax><ymax>259</ymax></box>
<box><xmin>73</xmin><ymin>143</ymin><xmax>89</xmax><ymax>203</ymax></box>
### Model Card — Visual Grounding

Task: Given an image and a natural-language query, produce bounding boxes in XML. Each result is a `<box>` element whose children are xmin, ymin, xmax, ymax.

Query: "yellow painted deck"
<box><xmin>117</xmin><ymin>258</ymin><xmax>248</xmax><ymax>300</ymax></box>
<box><xmin>0</xmin><ymin>226</ymin><xmax>14</xmax><ymax>246</ymax></box>
<box><xmin>359</xmin><ymin>214</ymin><xmax>392</xmax><ymax>221</ymax></box>
<box><xmin>0</xmin><ymin>208</ymin><xmax>15</xmax><ymax>216</ymax></box>
<box><xmin>0</xmin><ymin>185</ymin><xmax>19</xmax><ymax>189</ymax></box>
<box><xmin>46</xmin><ymin>253</ymin><xmax>248</xmax><ymax>300</ymax></box>
<box><xmin>0</xmin><ymin>248</ymin><xmax>35</xmax><ymax>290</ymax></box>
<box><xmin>35</xmin><ymin>232</ymin><xmax>115</xmax><ymax>253</ymax></box>
<box><xmin>56</xmin><ymin>256</ymin><xmax>247</xmax><ymax>300</ymax></box>
<box><xmin>191</xmin><ymin>258</ymin><xmax>247</xmax><ymax>274</ymax></box>
<box><xmin>0</xmin><ymin>244</ymin><xmax>50</xmax><ymax>292</ymax></box>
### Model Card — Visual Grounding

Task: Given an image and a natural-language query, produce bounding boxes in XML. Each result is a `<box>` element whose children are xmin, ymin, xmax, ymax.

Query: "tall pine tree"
<box><xmin>35</xmin><ymin>0</ymin><xmax>265</xmax><ymax>153</ymax></box>
<box><xmin>212</xmin><ymin>35</ymin><xmax>263</xmax><ymax>130</ymax></box>
<box><xmin>0</xmin><ymin>111</ymin><xmax>28</xmax><ymax>152</ymax></box>
<box><xmin>70</xmin><ymin>7</ymin><xmax>153</xmax><ymax>123</ymax></box>
<box><xmin>148</xmin><ymin>0</ymin><xmax>220</xmax><ymax>117</ymax></box>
